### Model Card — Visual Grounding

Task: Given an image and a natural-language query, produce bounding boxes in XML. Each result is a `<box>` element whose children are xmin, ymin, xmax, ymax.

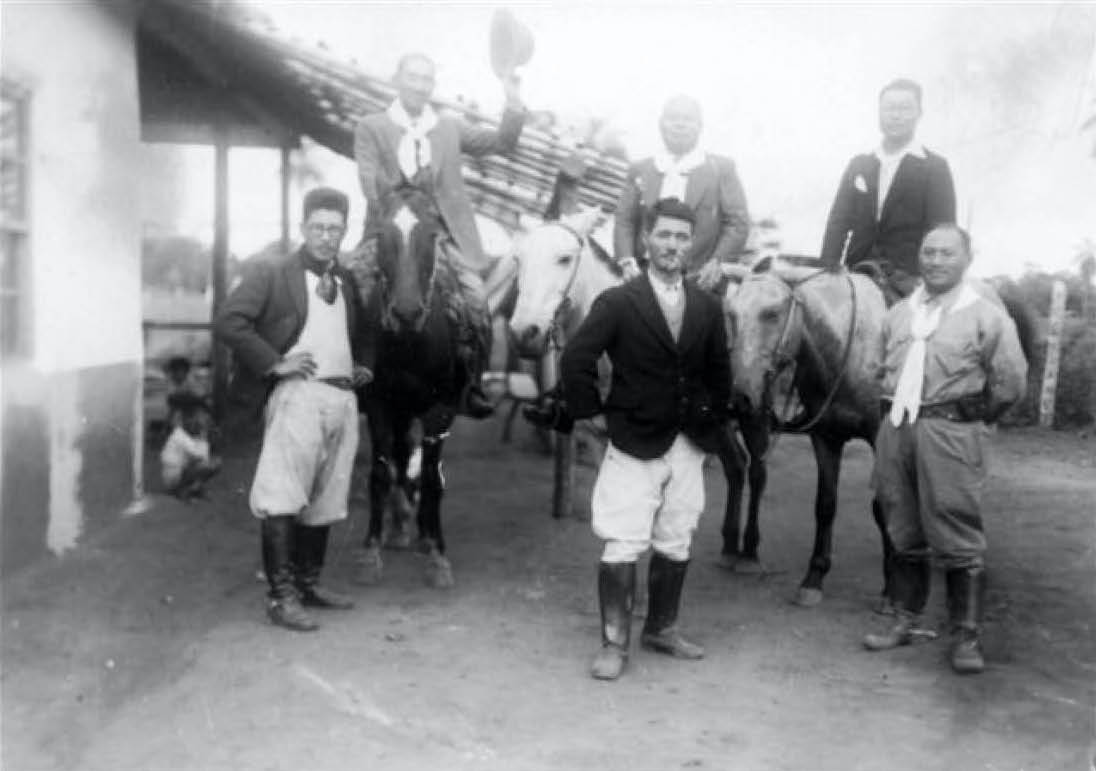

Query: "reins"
<box><xmin>759</xmin><ymin>269</ymin><xmax>858</xmax><ymax>456</ymax></box>
<box><xmin>544</xmin><ymin>221</ymin><xmax>586</xmax><ymax>353</ymax></box>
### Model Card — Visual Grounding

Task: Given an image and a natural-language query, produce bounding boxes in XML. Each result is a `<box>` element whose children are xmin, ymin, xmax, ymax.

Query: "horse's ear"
<box><xmin>720</xmin><ymin>263</ymin><xmax>749</xmax><ymax>283</ymax></box>
<box><xmin>752</xmin><ymin>256</ymin><xmax>773</xmax><ymax>274</ymax></box>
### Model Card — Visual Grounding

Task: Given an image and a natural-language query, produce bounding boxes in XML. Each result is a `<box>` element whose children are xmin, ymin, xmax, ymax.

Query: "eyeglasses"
<box><xmin>306</xmin><ymin>224</ymin><xmax>347</xmax><ymax>237</ymax></box>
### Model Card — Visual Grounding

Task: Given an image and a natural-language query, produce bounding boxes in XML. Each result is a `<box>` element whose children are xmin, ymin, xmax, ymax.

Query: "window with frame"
<box><xmin>1</xmin><ymin>79</ymin><xmax>30</xmax><ymax>358</ymax></box>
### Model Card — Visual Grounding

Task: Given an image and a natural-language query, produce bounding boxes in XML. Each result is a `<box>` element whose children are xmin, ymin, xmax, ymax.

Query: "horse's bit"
<box><xmin>544</xmin><ymin>221</ymin><xmax>586</xmax><ymax>353</ymax></box>
<box><xmin>762</xmin><ymin>269</ymin><xmax>859</xmax><ymax>435</ymax></box>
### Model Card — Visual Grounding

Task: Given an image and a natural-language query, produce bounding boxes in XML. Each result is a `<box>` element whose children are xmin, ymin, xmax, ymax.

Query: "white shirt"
<box><xmin>283</xmin><ymin>271</ymin><xmax>353</xmax><ymax>380</ymax></box>
<box><xmin>160</xmin><ymin>426</ymin><xmax>210</xmax><ymax>486</ymax></box>
<box><xmin>874</xmin><ymin>140</ymin><xmax>926</xmax><ymax>217</ymax></box>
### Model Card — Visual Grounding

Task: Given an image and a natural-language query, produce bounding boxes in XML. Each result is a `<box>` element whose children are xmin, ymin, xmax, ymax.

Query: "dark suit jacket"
<box><xmin>820</xmin><ymin>148</ymin><xmax>955</xmax><ymax>276</ymax></box>
<box><xmin>613</xmin><ymin>154</ymin><xmax>750</xmax><ymax>275</ymax></box>
<box><xmin>560</xmin><ymin>276</ymin><xmax>731</xmax><ymax>459</ymax></box>
<box><xmin>214</xmin><ymin>250</ymin><xmax>374</xmax><ymax>409</ymax></box>
<box><xmin>354</xmin><ymin>106</ymin><xmax>525</xmax><ymax>271</ymax></box>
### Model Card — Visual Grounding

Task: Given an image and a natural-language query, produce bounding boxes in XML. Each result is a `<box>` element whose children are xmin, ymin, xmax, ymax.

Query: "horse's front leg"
<box><xmin>867</xmin><ymin>431</ymin><xmax>897</xmax><ymax>614</ymax></box>
<box><xmin>739</xmin><ymin>416</ymin><xmax>771</xmax><ymax>573</ymax></box>
<box><xmin>716</xmin><ymin>423</ymin><xmax>748</xmax><ymax>570</ymax></box>
<box><xmin>385</xmin><ymin>414</ymin><xmax>417</xmax><ymax>550</ymax></box>
<box><xmin>419</xmin><ymin>405</ymin><xmax>455</xmax><ymax>588</ymax></box>
<box><xmin>357</xmin><ymin>403</ymin><xmax>393</xmax><ymax>585</ymax></box>
<box><xmin>795</xmin><ymin>433</ymin><xmax>845</xmax><ymax>607</ymax></box>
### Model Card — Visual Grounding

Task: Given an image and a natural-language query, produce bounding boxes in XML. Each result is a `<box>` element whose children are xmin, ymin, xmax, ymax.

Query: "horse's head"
<box><xmin>726</xmin><ymin>258</ymin><xmax>806</xmax><ymax>415</ymax></box>
<box><xmin>372</xmin><ymin>204</ymin><xmax>445</xmax><ymax>334</ymax></box>
<box><xmin>508</xmin><ymin>214</ymin><xmax>602</xmax><ymax>358</ymax></box>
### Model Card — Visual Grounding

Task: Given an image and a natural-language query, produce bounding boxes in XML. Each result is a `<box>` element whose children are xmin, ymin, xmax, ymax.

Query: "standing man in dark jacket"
<box><xmin>614</xmin><ymin>95</ymin><xmax>750</xmax><ymax>291</ymax></box>
<box><xmin>820</xmin><ymin>78</ymin><xmax>956</xmax><ymax>301</ymax></box>
<box><xmin>215</xmin><ymin>187</ymin><xmax>374</xmax><ymax>632</ymax></box>
<box><xmin>354</xmin><ymin>52</ymin><xmax>526</xmax><ymax>417</ymax></box>
<box><xmin>559</xmin><ymin>198</ymin><xmax>731</xmax><ymax>681</ymax></box>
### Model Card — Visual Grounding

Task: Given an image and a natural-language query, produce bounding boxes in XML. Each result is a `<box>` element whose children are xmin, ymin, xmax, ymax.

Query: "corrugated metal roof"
<box><xmin>141</xmin><ymin>0</ymin><xmax>630</xmax><ymax>229</ymax></box>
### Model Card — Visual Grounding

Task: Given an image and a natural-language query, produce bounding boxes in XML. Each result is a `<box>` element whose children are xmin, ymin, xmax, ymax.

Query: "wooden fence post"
<box><xmin>1039</xmin><ymin>280</ymin><xmax>1067</xmax><ymax>428</ymax></box>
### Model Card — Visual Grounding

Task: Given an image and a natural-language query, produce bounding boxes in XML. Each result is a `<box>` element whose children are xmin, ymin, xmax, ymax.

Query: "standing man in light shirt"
<box><xmin>820</xmin><ymin>78</ymin><xmax>956</xmax><ymax>301</ymax></box>
<box><xmin>353</xmin><ymin>52</ymin><xmax>526</xmax><ymax>418</ymax></box>
<box><xmin>550</xmin><ymin>198</ymin><xmax>731</xmax><ymax>680</ymax></box>
<box><xmin>862</xmin><ymin>224</ymin><xmax>1027</xmax><ymax>674</ymax></box>
<box><xmin>614</xmin><ymin>95</ymin><xmax>750</xmax><ymax>291</ymax></box>
<box><xmin>216</xmin><ymin>187</ymin><xmax>374</xmax><ymax>632</ymax></box>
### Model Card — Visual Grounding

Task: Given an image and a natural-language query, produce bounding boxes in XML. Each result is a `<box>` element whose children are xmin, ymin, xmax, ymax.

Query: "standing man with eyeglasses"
<box><xmin>353</xmin><ymin>51</ymin><xmax>526</xmax><ymax>418</ymax></box>
<box><xmin>820</xmin><ymin>78</ymin><xmax>956</xmax><ymax>302</ymax></box>
<box><xmin>215</xmin><ymin>187</ymin><xmax>375</xmax><ymax>632</ymax></box>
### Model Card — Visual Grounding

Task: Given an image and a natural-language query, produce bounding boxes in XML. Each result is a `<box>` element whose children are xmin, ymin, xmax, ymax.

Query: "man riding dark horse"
<box><xmin>353</xmin><ymin>51</ymin><xmax>527</xmax><ymax>418</ymax></box>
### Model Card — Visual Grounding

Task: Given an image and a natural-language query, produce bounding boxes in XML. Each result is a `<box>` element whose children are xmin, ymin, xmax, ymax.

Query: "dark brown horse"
<box><xmin>346</xmin><ymin>204</ymin><xmax>466</xmax><ymax>589</ymax></box>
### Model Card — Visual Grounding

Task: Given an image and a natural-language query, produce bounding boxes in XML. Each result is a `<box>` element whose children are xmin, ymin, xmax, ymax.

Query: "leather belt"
<box><xmin>880</xmin><ymin>399</ymin><xmax>974</xmax><ymax>423</ymax></box>
<box><xmin>316</xmin><ymin>376</ymin><xmax>356</xmax><ymax>391</ymax></box>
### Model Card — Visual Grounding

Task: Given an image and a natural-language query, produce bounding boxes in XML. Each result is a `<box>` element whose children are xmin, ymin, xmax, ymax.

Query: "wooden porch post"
<box><xmin>280</xmin><ymin>144</ymin><xmax>291</xmax><ymax>255</ymax></box>
<box><xmin>211</xmin><ymin>132</ymin><xmax>230</xmax><ymax>422</ymax></box>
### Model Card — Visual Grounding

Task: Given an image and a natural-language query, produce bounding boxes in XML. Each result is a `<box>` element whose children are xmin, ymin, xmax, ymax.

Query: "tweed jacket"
<box><xmin>214</xmin><ymin>249</ymin><xmax>374</xmax><ymax>409</ymax></box>
<box><xmin>613</xmin><ymin>154</ymin><xmax>750</xmax><ymax>275</ymax></box>
<box><xmin>354</xmin><ymin>105</ymin><xmax>525</xmax><ymax>272</ymax></box>
<box><xmin>560</xmin><ymin>275</ymin><xmax>731</xmax><ymax>459</ymax></box>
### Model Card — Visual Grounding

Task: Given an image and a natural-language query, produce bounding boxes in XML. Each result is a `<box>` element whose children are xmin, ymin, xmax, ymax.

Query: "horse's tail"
<box><xmin>990</xmin><ymin>277</ymin><xmax>1039</xmax><ymax>363</ymax></box>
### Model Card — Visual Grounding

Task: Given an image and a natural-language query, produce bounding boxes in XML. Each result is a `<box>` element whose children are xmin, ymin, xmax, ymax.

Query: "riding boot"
<box><xmin>946</xmin><ymin>567</ymin><xmax>986</xmax><ymax>675</ymax></box>
<box><xmin>863</xmin><ymin>557</ymin><xmax>930</xmax><ymax>651</ymax></box>
<box><xmin>261</xmin><ymin>516</ymin><xmax>318</xmax><ymax>632</ymax></box>
<box><xmin>458</xmin><ymin>324</ymin><xmax>494</xmax><ymax>419</ymax></box>
<box><xmin>292</xmin><ymin>524</ymin><xmax>355</xmax><ymax>610</ymax></box>
<box><xmin>640</xmin><ymin>553</ymin><xmax>704</xmax><ymax>659</ymax></box>
<box><xmin>590</xmin><ymin>561</ymin><xmax>636</xmax><ymax>680</ymax></box>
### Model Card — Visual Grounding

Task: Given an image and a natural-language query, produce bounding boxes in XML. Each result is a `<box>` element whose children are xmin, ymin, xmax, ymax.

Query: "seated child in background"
<box><xmin>163</xmin><ymin>356</ymin><xmax>207</xmax><ymax>428</ymax></box>
<box><xmin>160</xmin><ymin>395</ymin><xmax>221</xmax><ymax>501</ymax></box>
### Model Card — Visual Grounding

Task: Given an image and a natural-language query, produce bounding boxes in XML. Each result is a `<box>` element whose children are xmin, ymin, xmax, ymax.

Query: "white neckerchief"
<box><xmin>654</xmin><ymin>147</ymin><xmax>706</xmax><ymax>202</ymax></box>
<box><xmin>888</xmin><ymin>281</ymin><xmax>977</xmax><ymax>427</ymax></box>
<box><xmin>873</xmin><ymin>139</ymin><xmax>926</xmax><ymax>216</ymax></box>
<box><xmin>386</xmin><ymin>99</ymin><xmax>439</xmax><ymax>180</ymax></box>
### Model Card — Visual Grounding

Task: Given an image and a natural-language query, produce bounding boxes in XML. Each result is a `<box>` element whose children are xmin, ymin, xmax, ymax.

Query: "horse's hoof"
<box><xmin>425</xmin><ymin>554</ymin><xmax>454</xmax><ymax>589</ymax></box>
<box><xmin>355</xmin><ymin>548</ymin><xmax>384</xmax><ymax>585</ymax></box>
<box><xmin>874</xmin><ymin>596</ymin><xmax>897</xmax><ymax>616</ymax></box>
<box><xmin>718</xmin><ymin>554</ymin><xmax>739</xmax><ymax>571</ymax></box>
<box><xmin>734</xmin><ymin>557</ymin><xmax>765</xmax><ymax>576</ymax></box>
<box><xmin>794</xmin><ymin>587</ymin><xmax>824</xmax><ymax>607</ymax></box>
<box><xmin>384</xmin><ymin>526</ymin><xmax>413</xmax><ymax>551</ymax></box>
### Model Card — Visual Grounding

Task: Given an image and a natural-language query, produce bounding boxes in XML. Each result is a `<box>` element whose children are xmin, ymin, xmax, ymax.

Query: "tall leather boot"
<box><xmin>946</xmin><ymin>567</ymin><xmax>986</xmax><ymax>674</ymax></box>
<box><xmin>591</xmin><ymin>561</ymin><xmax>636</xmax><ymax>680</ymax></box>
<box><xmin>863</xmin><ymin>556</ymin><xmax>931</xmax><ymax>651</ymax></box>
<box><xmin>293</xmin><ymin>524</ymin><xmax>355</xmax><ymax>610</ymax></box>
<box><xmin>640</xmin><ymin>552</ymin><xmax>704</xmax><ymax>659</ymax></box>
<box><xmin>262</xmin><ymin>516</ymin><xmax>318</xmax><ymax>632</ymax></box>
<box><xmin>458</xmin><ymin>318</ymin><xmax>495</xmax><ymax>419</ymax></box>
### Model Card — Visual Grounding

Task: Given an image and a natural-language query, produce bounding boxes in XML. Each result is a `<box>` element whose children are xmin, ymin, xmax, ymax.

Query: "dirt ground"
<box><xmin>2</xmin><ymin>416</ymin><xmax>1095</xmax><ymax>771</ymax></box>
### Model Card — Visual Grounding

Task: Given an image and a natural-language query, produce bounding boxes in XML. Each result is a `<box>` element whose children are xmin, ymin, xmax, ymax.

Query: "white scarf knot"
<box><xmin>889</xmin><ymin>287</ymin><xmax>943</xmax><ymax>427</ymax></box>
<box><xmin>387</xmin><ymin>100</ymin><xmax>438</xmax><ymax>181</ymax></box>
<box><xmin>654</xmin><ymin>148</ymin><xmax>706</xmax><ymax>202</ymax></box>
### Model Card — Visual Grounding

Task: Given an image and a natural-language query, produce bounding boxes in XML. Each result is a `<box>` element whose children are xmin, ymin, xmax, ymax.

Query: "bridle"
<box><xmin>375</xmin><ymin>225</ymin><xmax>442</xmax><ymax>334</ymax></box>
<box><xmin>757</xmin><ymin>268</ymin><xmax>859</xmax><ymax>436</ymax></box>
<box><xmin>543</xmin><ymin>221</ymin><xmax>586</xmax><ymax>353</ymax></box>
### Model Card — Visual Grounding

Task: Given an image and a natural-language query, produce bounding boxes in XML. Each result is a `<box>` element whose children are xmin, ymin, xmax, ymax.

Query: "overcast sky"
<box><xmin>165</xmin><ymin>2</ymin><xmax>1096</xmax><ymax>276</ymax></box>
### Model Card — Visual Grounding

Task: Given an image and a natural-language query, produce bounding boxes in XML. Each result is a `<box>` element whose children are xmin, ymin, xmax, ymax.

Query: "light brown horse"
<box><xmin>725</xmin><ymin>257</ymin><xmax>894</xmax><ymax>607</ymax></box>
